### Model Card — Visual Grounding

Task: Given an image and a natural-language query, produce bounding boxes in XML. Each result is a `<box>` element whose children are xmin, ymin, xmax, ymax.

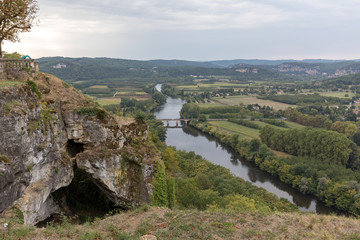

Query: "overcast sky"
<box><xmin>4</xmin><ymin>0</ymin><xmax>360</xmax><ymax>60</ymax></box>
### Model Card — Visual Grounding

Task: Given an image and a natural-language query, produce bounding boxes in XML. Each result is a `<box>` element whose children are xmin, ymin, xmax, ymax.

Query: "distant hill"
<box><xmin>36</xmin><ymin>57</ymin><xmax>360</xmax><ymax>85</ymax></box>
<box><xmin>267</xmin><ymin>61</ymin><xmax>360</xmax><ymax>77</ymax></box>
<box><xmin>322</xmin><ymin>73</ymin><xmax>360</xmax><ymax>88</ymax></box>
<box><xmin>208</xmin><ymin>59</ymin><xmax>355</xmax><ymax>67</ymax></box>
<box><xmin>149</xmin><ymin>59</ymin><xmax>221</xmax><ymax>68</ymax></box>
<box><xmin>37</xmin><ymin>57</ymin><xmax>158</xmax><ymax>82</ymax></box>
<box><xmin>210</xmin><ymin>59</ymin><xmax>293</xmax><ymax>67</ymax></box>
<box><xmin>36</xmin><ymin>57</ymin><xmax>288</xmax><ymax>84</ymax></box>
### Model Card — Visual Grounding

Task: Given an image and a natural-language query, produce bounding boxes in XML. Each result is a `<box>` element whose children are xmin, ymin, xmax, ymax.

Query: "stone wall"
<box><xmin>0</xmin><ymin>59</ymin><xmax>39</xmax><ymax>80</ymax></box>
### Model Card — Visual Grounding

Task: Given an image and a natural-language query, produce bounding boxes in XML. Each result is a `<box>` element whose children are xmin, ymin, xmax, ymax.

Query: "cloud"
<box><xmin>4</xmin><ymin>0</ymin><xmax>360</xmax><ymax>60</ymax></box>
<box><xmin>39</xmin><ymin>0</ymin><xmax>287</xmax><ymax>30</ymax></box>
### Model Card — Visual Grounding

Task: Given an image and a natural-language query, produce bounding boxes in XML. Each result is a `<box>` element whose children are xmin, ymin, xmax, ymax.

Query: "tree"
<box><xmin>134</xmin><ymin>111</ymin><xmax>146</xmax><ymax>123</ymax></box>
<box><xmin>151</xmin><ymin>160</ymin><xmax>168</xmax><ymax>207</ymax></box>
<box><xmin>0</xmin><ymin>0</ymin><xmax>39</xmax><ymax>57</ymax></box>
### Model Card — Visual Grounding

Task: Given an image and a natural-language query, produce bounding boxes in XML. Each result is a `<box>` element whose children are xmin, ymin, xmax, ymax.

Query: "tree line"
<box><xmin>190</xmin><ymin>121</ymin><xmax>360</xmax><ymax>214</ymax></box>
<box><xmin>260</xmin><ymin>126</ymin><xmax>359</xmax><ymax>167</ymax></box>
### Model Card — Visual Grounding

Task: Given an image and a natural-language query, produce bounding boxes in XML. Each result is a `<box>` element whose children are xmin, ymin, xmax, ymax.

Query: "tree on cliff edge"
<box><xmin>0</xmin><ymin>0</ymin><xmax>39</xmax><ymax>58</ymax></box>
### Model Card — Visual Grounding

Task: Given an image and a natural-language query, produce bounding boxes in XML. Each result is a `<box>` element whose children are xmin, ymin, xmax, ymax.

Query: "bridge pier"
<box><xmin>159</xmin><ymin>118</ymin><xmax>190</xmax><ymax>128</ymax></box>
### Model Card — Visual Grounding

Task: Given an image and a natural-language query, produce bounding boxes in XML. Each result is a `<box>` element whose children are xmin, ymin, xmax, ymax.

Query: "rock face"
<box><xmin>0</xmin><ymin>74</ymin><xmax>157</xmax><ymax>225</ymax></box>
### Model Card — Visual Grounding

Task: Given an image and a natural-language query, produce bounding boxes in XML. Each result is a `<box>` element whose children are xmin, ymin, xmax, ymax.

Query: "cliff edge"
<box><xmin>0</xmin><ymin>73</ymin><xmax>158</xmax><ymax>225</ymax></box>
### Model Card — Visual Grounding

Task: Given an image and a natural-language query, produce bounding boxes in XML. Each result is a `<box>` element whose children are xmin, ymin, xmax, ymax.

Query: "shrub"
<box><xmin>26</xmin><ymin>80</ymin><xmax>42</xmax><ymax>99</ymax></box>
<box><xmin>135</xmin><ymin>111</ymin><xmax>146</xmax><ymax>123</ymax></box>
<box><xmin>151</xmin><ymin>161</ymin><xmax>168</xmax><ymax>207</ymax></box>
<box><xmin>77</xmin><ymin>107</ymin><xmax>107</xmax><ymax>119</ymax></box>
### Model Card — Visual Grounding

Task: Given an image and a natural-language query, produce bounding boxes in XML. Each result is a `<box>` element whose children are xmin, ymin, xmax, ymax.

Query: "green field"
<box><xmin>284</xmin><ymin>121</ymin><xmax>306</xmax><ymax>129</ymax></box>
<box><xmin>207</xmin><ymin>119</ymin><xmax>305</xmax><ymax>140</ymax></box>
<box><xmin>208</xmin><ymin>121</ymin><xmax>260</xmax><ymax>139</ymax></box>
<box><xmin>317</xmin><ymin>91</ymin><xmax>355</xmax><ymax>98</ymax></box>
<box><xmin>175</xmin><ymin>82</ymin><xmax>249</xmax><ymax>93</ymax></box>
<box><xmin>208</xmin><ymin>95</ymin><xmax>295</xmax><ymax>110</ymax></box>
<box><xmin>95</xmin><ymin>98</ymin><xmax>122</xmax><ymax>106</ymax></box>
<box><xmin>252</xmin><ymin>120</ymin><xmax>305</xmax><ymax>130</ymax></box>
<box><xmin>198</xmin><ymin>101</ymin><xmax>226</xmax><ymax>108</ymax></box>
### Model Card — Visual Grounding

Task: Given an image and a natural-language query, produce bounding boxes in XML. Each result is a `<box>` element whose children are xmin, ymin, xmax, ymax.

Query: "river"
<box><xmin>153</xmin><ymin>84</ymin><xmax>337</xmax><ymax>214</ymax></box>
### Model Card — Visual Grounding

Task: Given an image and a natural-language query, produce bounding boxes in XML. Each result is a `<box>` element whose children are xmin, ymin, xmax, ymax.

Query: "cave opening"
<box><xmin>66</xmin><ymin>140</ymin><xmax>84</xmax><ymax>158</ymax></box>
<box><xmin>37</xmin><ymin>166</ymin><xmax>120</xmax><ymax>226</ymax></box>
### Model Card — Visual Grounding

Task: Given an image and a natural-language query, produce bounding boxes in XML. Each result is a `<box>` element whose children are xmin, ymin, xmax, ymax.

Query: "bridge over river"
<box><xmin>158</xmin><ymin>118</ymin><xmax>227</xmax><ymax>128</ymax></box>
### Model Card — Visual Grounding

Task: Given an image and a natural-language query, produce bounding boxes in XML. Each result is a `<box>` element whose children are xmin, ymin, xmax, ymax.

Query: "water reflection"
<box><xmin>154</xmin><ymin>85</ymin><xmax>341</xmax><ymax>215</ymax></box>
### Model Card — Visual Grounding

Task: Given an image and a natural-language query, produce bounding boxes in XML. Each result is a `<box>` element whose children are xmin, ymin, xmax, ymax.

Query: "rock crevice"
<box><xmin>0</xmin><ymin>74</ymin><xmax>157</xmax><ymax>225</ymax></box>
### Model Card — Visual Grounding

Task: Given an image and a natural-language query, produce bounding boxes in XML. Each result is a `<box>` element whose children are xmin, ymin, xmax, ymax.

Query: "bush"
<box><xmin>26</xmin><ymin>80</ymin><xmax>42</xmax><ymax>99</ymax></box>
<box><xmin>135</xmin><ymin>111</ymin><xmax>146</xmax><ymax>123</ymax></box>
<box><xmin>76</xmin><ymin>107</ymin><xmax>107</xmax><ymax>119</ymax></box>
<box><xmin>151</xmin><ymin>161</ymin><xmax>168</xmax><ymax>207</ymax></box>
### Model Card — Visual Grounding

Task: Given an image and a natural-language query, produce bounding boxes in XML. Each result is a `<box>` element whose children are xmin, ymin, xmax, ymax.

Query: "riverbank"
<box><xmin>155</xmin><ymin>84</ymin><xmax>339</xmax><ymax>214</ymax></box>
<box><xmin>188</xmin><ymin>120</ymin><xmax>357</xmax><ymax>215</ymax></box>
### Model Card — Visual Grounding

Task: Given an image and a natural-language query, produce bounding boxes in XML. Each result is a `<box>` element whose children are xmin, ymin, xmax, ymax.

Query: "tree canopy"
<box><xmin>0</xmin><ymin>0</ymin><xmax>39</xmax><ymax>57</ymax></box>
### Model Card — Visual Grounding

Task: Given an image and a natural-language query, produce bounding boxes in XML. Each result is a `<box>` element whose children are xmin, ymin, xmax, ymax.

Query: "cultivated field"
<box><xmin>208</xmin><ymin>121</ymin><xmax>260</xmax><ymax>139</ymax></box>
<box><xmin>95</xmin><ymin>98</ymin><xmax>122</xmax><ymax>106</ymax></box>
<box><xmin>210</xmin><ymin>95</ymin><xmax>295</xmax><ymax>110</ymax></box>
<box><xmin>89</xmin><ymin>85</ymin><xmax>109</xmax><ymax>89</ymax></box>
<box><xmin>175</xmin><ymin>82</ymin><xmax>249</xmax><ymax>93</ymax></box>
<box><xmin>207</xmin><ymin>120</ymin><xmax>305</xmax><ymax>140</ymax></box>
<box><xmin>317</xmin><ymin>91</ymin><xmax>355</xmax><ymax>98</ymax></box>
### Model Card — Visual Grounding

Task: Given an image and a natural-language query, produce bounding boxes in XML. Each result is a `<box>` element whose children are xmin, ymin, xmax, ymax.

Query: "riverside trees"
<box><xmin>0</xmin><ymin>0</ymin><xmax>39</xmax><ymax>57</ymax></box>
<box><xmin>260</xmin><ymin>125</ymin><xmax>358</xmax><ymax>167</ymax></box>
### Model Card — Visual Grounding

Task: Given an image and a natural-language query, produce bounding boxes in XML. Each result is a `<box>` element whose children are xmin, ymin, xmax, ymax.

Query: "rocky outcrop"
<box><xmin>0</xmin><ymin>74</ymin><xmax>157</xmax><ymax>225</ymax></box>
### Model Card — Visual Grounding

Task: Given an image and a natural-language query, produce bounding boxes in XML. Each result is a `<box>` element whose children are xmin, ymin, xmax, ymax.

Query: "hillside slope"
<box><xmin>2</xmin><ymin>207</ymin><xmax>360</xmax><ymax>239</ymax></box>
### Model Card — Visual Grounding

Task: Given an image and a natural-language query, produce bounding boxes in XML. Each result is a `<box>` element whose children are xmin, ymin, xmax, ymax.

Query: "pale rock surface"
<box><xmin>0</xmin><ymin>74</ymin><xmax>157</xmax><ymax>225</ymax></box>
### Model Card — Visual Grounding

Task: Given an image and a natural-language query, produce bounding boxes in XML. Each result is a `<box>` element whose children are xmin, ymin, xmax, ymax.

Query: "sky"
<box><xmin>4</xmin><ymin>0</ymin><xmax>360</xmax><ymax>61</ymax></box>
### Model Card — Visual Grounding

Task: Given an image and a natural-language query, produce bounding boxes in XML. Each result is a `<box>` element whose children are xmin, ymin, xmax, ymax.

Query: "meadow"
<box><xmin>317</xmin><ymin>91</ymin><xmax>355</xmax><ymax>98</ymax></box>
<box><xmin>175</xmin><ymin>82</ymin><xmax>249</xmax><ymax>93</ymax></box>
<box><xmin>208</xmin><ymin>120</ymin><xmax>260</xmax><ymax>139</ymax></box>
<box><xmin>207</xmin><ymin>95</ymin><xmax>295</xmax><ymax>110</ymax></box>
<box><xmin>206</xmin><ymin>119</ymin><xmax>305</xmax><ymax>140</ymax></box>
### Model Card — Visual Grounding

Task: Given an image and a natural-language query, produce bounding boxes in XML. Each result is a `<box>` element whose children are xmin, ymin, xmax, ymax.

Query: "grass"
<box><xmin>316</xmin><ymin>91</ymin><xmax>355</xmax><ymax>99</ymax></box>
<box><xmin>96</xmin><ymin>98</ymin><xmax>122</xmax><ymax>106</ymax></box>
<box><xmin>2</xmin><ymin>207</ymin><xmax>360</xmax><ymax>240</ymax></box>
<box><xmin>113</xmin><ymin>90</ymin><xmax>151</xmax><ymax>100</ymax></box>
<box><xmin>176</xmin><ymin>82</ymin><xmax>248</xmax><ymax>90</ymax></box>
<box><xmin>175</xmin><ymin>82</ymin><xmax>249</xmax><ymax>93</ymax></box>
<box><xmin>212</xmin><ymin>95</ymin><xmax>295</xmax><ymax>110</ymax></box>
<box><xmin>198</xmin><ymin>102</ymin><xmax>226</xmax><ymax>108</ymax></box>
<box><xmin>284</xmin><ymin>121</ymin><xmax>306</xmax><ymax>129</ymax></box>
<box><xmin>0</xmin><ymin>80</ymin><xmax>25</xmax><ymax>88</ymax></box>
<box><xmin>208</xmin><ymin>121</ymin><xmax>260</xmax><ymax>139</ymax></box>
<box><xmin>89</xmin><ymin>85</ymin><xmax>109</xmax><ymax>89</ymax></box>
<box><xmin>206</xmin><ymin>120</ymin><xmax>305</xmax><ymax>140</ymax></box>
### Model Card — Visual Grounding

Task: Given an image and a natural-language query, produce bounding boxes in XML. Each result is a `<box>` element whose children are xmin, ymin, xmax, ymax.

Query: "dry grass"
<box><xmin>33</xmin><ymin>73</ymin><xmax>93</xmax><ymax>111</ymax></box>
<box><xmin>2</xmin><ymin>207</ymin><xmax>360</xmax><ymax>240</ymax></box>
<box><xmin>89</xmin><ymin>85</ymin><xmax>109</xmax><ymax>89</ymax></box>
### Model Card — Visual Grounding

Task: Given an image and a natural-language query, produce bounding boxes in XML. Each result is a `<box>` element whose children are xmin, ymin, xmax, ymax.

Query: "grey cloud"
<box><xmin>4</xmin><ymin>0</ymin><xmax>360</xmax><ymax>60</ymax></box>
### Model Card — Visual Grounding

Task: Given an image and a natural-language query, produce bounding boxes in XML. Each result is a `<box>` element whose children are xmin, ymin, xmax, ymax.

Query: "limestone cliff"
<box><xmin>0</xmin><ymin>73</ymin><xmax>158</xmax><ymax>225</ymax></box>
